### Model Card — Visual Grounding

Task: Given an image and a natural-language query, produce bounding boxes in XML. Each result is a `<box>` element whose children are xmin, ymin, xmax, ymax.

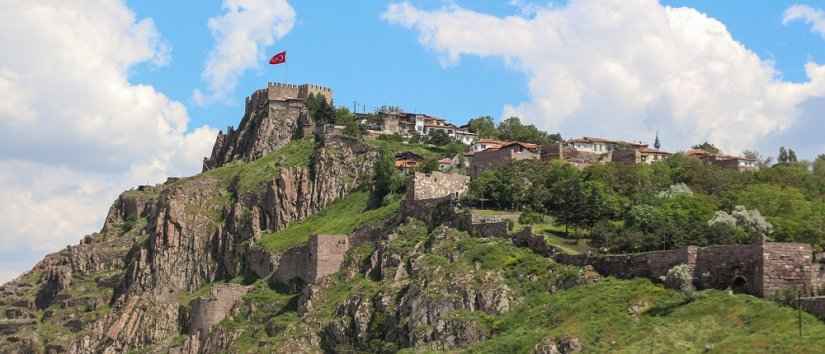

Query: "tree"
<box><xmin>466</xmin><ymin>116</ymin><xmax>498</xmax><ymax>138</ymax></box>
<box><xmin>743</xmin><ymin>150</ymin><xmax>772</xmax><ymax>168</ymax></box>
<box><xmin>778</xmin><ymin>147</ymin><xmax>789</xmax><ymax>164</ymax></box>
<box><xmin>307</xmin><ymin>93</ymin><xmax>335</xmax><ymax>126</ymax></box>
<box><xmin>420</xmin><ymin>158</ymin><xmax>439</xmax><ymax>173</ymax></box>
<box><xmin>692</xmin><ymin>142</ymin><xmax>720</xmax><ymax>154</ymax></box>
<box><xmin>788</xmin><ymin>149</ymin><xmax>798</xmax><ymax>163</ymax></box>
<box><xmin>427</xmin><ymin>130</ymin><xmax>451</xmax><ymax>146</ymax></box>
<box><xmin>370</xmin><ymin>150</ymin><xmax>403</xmax><ymax>209</ymax></box>
<box><xmin>497</xmin><ymin>116</ymin><xmax>562</xmax><ymax>145</ymax></box>
<box><xmin>815</xmin><ymin>154</ymin><xmax>825</xmax><ymax>178</ymax></box>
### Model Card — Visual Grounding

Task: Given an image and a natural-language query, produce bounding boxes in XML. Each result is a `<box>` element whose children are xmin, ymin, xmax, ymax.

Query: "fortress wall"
<box><xmin>694</xmin><ymin>244</ymin><xmax>760</xmax><ymax>295</ymax></box>
<box><xmin>556</xmin><ymin>247</ymin><xmax>696</xmax><ymax>281</ymax></box>
<box><xmin>759</xmin><ymin>242</ymin><xmax>816</xmax><ymax>297</ymax></box>
<box><xmin>308</xmin><ymin>234</ymin><xmax>350</xmax><ymax>281</ymax></box>
<box><xmin>408</xmin><ymin>172</ymin><xmax>470</xmax><ymax>201</ymax></box>
<box><xmin>272</xmin><ymin>245</ymin><xmax>310</xmax><ymax>285</ymax></box>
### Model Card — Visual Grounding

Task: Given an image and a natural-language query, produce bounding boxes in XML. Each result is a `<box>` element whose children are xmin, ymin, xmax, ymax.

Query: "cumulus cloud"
<box><xmin>0</xmin><ymin>1</ymin><xmax>217</xmax><ymax>283</ymax></box>
<box><xmin>784</xmin><ymin>4</ymin><xmax>825</xmax><ymax>39</ymax></box>
<box><xmin>383</xmin><ymin>0</ymin><xmax>825</xmax><ymax>154</ymax></box>
<box><xmin>195</xmin><ymin>0</ymin><xmax>295</xmax><ymax>104</ymax></box>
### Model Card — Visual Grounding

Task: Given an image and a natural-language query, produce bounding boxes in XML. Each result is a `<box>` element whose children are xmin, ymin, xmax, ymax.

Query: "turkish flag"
<box><xmin>269</xmin><ymin>51</ymin><xmax>286</xmax><ymax>65</ymax></box>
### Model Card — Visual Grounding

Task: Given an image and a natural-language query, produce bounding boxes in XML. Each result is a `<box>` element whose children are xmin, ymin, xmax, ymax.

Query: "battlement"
<box><xmin>265</xmin><ymin>82</ymin><xmax>333</xmax><ymax>103</ymax></box>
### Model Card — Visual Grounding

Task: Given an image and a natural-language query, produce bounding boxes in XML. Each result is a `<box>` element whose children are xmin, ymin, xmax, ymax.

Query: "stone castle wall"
<box><xmin>760</xmin><ymin>242</ymin><xmax>817</xmax><ymax>297</ymax></box>
<box><xmin>555</xmin><ymin>241</ymin><xmax>825</xmax><ymax>298</ymax></box>
<box><xmin>308</xmin><ymin>235</ymin><xmax>350</xmax><ymax>281</ymax></box>
<box><xmin>267</xmin><ymin>82</ymin><xmax>333</xmax><ymax>104</ymax></box>
<box><xmin>271</xmin><ymin>234</ymin><xmax>350</xmax><ymax>286</ymax></box>
<box><xmin>556</xmin><ymin>247</ymin><xmax>695</xmax><ymax>281</ymax></box>
<box><xmin>188</xmin><ymin>284</ymin><xmax>251</xmax><ymax>335</ymax></box>
<box><xmin>408</xmin><ymin>172</ymin><xmax>470</xmax><ymax>201</ymax></box>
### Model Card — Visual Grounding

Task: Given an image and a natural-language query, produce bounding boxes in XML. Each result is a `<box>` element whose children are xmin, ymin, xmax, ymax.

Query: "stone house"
<box><xmin>687</xmin><ymin>149</ymin><xmax>759</xmax><ymax>172</ymax></box>
<box><xmin>470</xmin><ymin>141</ymin><xmax>540</xmax><ymax>177</ymax></box>
<box><xmin>612</xmin><ymin>146</ymin><xmax>672</xmax><ymax>165</ymax></box>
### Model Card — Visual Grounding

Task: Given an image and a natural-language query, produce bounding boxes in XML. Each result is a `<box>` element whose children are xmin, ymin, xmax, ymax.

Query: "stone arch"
<box><xmin>731</xmin><ymin>275</ymin><xmax>748</xmax><ymax>294</ymax></box>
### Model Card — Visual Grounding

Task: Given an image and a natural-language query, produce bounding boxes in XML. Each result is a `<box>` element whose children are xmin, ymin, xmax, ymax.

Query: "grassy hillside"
<box><xmin>258</xmin><ymin>191</ymin><xmax>401</xmax><ymax>252</ymax></box>
<box><xmin>466</xmin><ymin>278</ymin><xmax>825</xmax><ymax>353</ymax></box>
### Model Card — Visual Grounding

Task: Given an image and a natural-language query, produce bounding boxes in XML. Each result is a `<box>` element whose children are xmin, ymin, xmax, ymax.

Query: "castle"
<box><xmin>203</xmin><ymin>82</ymin><xmax>333</xmax><ymax>171</ymax></box>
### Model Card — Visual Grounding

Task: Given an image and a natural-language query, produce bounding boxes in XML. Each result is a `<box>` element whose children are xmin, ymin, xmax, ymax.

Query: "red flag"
<box><xmin>269</xmin><ymin>51</ymin><xmax>286</xmax><ymax>65</ymax></box>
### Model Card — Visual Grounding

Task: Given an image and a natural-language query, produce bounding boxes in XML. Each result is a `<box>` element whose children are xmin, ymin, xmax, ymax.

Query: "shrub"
<box><xmin>519</xmin><ymin>211</ymin><xmax>545</xmax><ymax>225</ymax></box>
<box><xmin>664</xmin><ymin>264</ymin><xmax>695</xmax><ymax>297</ymax></box>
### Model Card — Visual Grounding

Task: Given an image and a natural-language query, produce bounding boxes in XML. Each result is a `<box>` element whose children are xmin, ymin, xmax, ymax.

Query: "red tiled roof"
<box><xmin>568</xmin><ymin>136</ymin><xmax>647</xmax><ymax>147</ymax></box>
<box><xmin>639</xmin><ymin>147</ymin><xmax>672</xmax><ymax>155</ymax></box>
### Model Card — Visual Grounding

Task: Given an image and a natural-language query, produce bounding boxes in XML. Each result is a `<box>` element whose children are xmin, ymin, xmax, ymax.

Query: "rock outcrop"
<box><xmin>203</xmin><ymin>88</ymin><xmax>309</xmax><ymax>171</ymax></box>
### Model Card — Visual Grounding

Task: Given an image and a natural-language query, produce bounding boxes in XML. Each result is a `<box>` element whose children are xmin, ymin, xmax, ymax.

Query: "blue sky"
<box><xmin>3</xmin><ymin>0</ymin><xmax>825</xmax><ymax>283</ymax></box>
<box><xmin>127</xmin><ymin>0</ymin><xmax>825</xmax><ymax>134</ymax></box>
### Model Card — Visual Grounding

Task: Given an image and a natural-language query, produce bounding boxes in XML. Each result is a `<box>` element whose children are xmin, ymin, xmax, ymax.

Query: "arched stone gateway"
<box><xmin>731</xmin><ymin>276</ymin><xmax>748</xmax><ymax>293</ymax></box>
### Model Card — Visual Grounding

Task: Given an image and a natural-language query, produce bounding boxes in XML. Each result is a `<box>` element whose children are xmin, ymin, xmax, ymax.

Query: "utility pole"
<box><xmin>798</xmin><ymin>288</ymin><xmax>803</xmax><ymax>337</ymax></box>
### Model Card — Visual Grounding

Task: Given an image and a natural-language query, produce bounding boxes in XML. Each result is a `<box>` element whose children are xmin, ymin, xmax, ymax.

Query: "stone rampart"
<box><xmin>271</xmin><ymin>234</ymin><xmax>351</xmax><ymax>287</ymax></box>
<box><xmin>188</xmin><ymin>284</ymin><xmax>251</xmax><ymax>335</ymax></box>
<box><xmin>556</xmin><ymin>247</ymin><xmax>695</xmax><ymax>281</ymax></box>
<box><xmin>554</xmin><ymin>240</ymin><xmax>825</xmax><ymax>298</ymax></box>
<box><xmin>800</xmin><ymin>297</ymin><xmax>825</xmax><ymax>320</ymax></box>
<box><xmin>408</xmin><ymin>172</ymin><xmax>470</xmax><ymax>201</ymax></box>
<box><xmin>267</xmin><ymin>82</ymin><xmax>333</xmax><ymax>103</ymax></box>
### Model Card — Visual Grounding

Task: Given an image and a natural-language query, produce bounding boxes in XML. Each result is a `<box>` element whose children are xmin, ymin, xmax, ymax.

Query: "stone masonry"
<box><xmin>555</xmin><ymin>239</ymin><xmax>825</xmax><ymax>298</ymax></box>
<box><xmin>407</xmin><ymin>171</ymin><xmax>470</xmax><ymax>201</ymax></box>
<box><xmin>272</xmin><ymin>234</ymin><xmax>350</xmax><ymax>286</ymax></box>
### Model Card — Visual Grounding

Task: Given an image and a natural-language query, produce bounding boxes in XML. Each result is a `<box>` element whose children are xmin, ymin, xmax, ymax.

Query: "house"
<box><xmin>470</xmin><ymin>141</ymin><xmax>540</xmax><ymax>177</ymax></box>
<box><xmin>471</xmin><ymin>139</ymin><xmax>507</xmax><ymax>154</ymax></box>
<box><xmin>395</xmin><ymin>151</ymin><xmax>423</xmax><ymax>172</ymax></box>
<box><xmin>544</xmin><ymin>137</ymin><xmax>671</xmax><ymax>167</ymax></box>
<box><xmin>687</xmin><ymin>149</ymin><xmax>759</xmax><ymax>172</ymax></box>
<box><xmin>567</xmin><ymin>137</ymin><xmax>647</xmax><ymax>154</ymax></box>
<box><xmin>356</xmin><ymin>110</ymin><xmax>477</xmax><ymax>145</ymax></box>
<box><xmin>612</xmin><ymin>146</ymin><xmax>672</xmax><ymax>165</ymax></box>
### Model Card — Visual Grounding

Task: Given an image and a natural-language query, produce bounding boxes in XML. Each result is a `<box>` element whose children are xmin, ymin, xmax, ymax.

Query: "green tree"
<box><xmin>370</xmin><ymin>150</ymin><xmax>402</xmax><ymax>209</ymax></box>
<box><xmin>814</xmin><ymin>154</ymin><xmax>825</xmax><ymax>178</ymax></box>
<box><xmin>466</xmin><ymin>116</ymin><xmax>498</xmax><ymax>138</ymax></box>
<box><xmin>307</xmin><ymin>93</ymin><xmax>335</xmax><ymax>126</ymax></box>
<box><xmin>692</xmin><ymin>142</ymin><xmax>720</xmax><ymax>154</ymax></box>
<box><xmin>427</xmin><ymin>130</ymin><xmax>452</xmax><ymax>146</ymax></box>
<box><xmin>497</xmin><ymin>116</ymin><xmax>561</xmax><ymax>145</ymax></box>
<box><xmin>420</xmin><ymin>158</ymin><xmax>439</xmax><ymax>173</ymax></box>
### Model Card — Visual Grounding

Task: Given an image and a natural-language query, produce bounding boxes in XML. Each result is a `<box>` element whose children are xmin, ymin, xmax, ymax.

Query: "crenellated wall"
<box><xmin>267</xmin><ymin>82</ymin><xmax>333</xmax><ymax>104</ymax></box>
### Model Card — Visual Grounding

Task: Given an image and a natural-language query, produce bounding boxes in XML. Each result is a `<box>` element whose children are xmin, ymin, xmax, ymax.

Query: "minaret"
<box><xmin>654</xmin><ymin>131</ymin><xmax>661</xmax><ymax>150</ymax></box>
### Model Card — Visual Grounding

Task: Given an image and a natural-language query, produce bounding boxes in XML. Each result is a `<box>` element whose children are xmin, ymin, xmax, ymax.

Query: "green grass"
<box><xmin>259</xmin><ymin>191</ymin><xmax>401</xmax><ymax>253</ymax></box>
<box><xmin>366</xmin><ymin>139</ymin><xmax>446</xmax><ymax>160</ymax></box>
<box><xmin>470</xmin><ymin>209</ymin><xmax>593</xmax><ymax>255</ymax></box>
<box><xmin>203</xmin><ymin>138</ymin><xmax>315</xmax><ymax>195</ymax></box>
<box><xmin>465</xmin><ymin>278</ymin><xmax>825</xmax><ymax>353</ymax></box>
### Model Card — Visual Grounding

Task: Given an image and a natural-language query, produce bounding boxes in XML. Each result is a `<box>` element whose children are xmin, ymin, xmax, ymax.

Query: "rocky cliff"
<box><xmin>203</xmin><ymin>88</ymin><xmax>310</xmax><ymax>171</ymax></box>
<box><xmin>0</xmin><ymin>87</ymin><xmax>377</xmax><ymax>353</ymax></box>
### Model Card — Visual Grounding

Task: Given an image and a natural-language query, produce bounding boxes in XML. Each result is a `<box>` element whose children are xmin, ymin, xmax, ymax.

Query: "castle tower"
<box><xmin>266</xmin><ymin>82</ymin><xmax>333</xmax><ymax>104</ymax></box>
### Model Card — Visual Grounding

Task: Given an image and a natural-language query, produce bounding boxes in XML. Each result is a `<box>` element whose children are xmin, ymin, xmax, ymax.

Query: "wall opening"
<box><xmin>731</xmin><ymin>276</ymin><xmax>748</xmax><ymax>294</ymax></box>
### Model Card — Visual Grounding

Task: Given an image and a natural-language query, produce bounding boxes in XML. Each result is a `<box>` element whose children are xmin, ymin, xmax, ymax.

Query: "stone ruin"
<box><xmin>555</xmin><ymin>239</ymin><xmax>825</xmax><ymax>298</ymax></box>
<box><xmin>271</xmin><ymin>234</ymin><xmax>350</xmax><ymax>287</ymax></box>
<box><xmin>406</xmin><ymin>171</ymin><xmax>470</xmax><ymax>201</ymax></box>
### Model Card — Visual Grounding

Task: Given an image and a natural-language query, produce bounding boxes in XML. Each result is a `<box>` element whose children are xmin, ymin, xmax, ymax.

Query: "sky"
<box><xmin>2</xmin><ymin>0</ymin><xmax>825</xmax><ymax>283</ymax></box>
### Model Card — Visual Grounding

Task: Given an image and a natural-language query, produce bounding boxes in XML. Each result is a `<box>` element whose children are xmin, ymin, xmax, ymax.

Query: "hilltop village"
<box><xmin>5</xmin><ymin>81</ymin><xmax>825</xmax><ymax>353</ymax></box>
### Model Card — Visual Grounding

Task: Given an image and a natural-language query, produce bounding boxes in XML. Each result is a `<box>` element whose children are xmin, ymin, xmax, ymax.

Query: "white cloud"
<box><xmin>383</xmin><ymin>0</ymin><xmax>825</xmax><ymax>154</ymax></box>
<box><xmin>784</xmin><ymin>4</ymin><xmax>825</xmax><ymax>39</ymax></box>
<box><xmin>0</xmin><ymin>1</ymin><xmax>217</xmax><ymax>281</ymax></box>
<box><xmin>196</xmin><ymin>0</ymin><xmax>295</xmax><ymax>104</ymax></box>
